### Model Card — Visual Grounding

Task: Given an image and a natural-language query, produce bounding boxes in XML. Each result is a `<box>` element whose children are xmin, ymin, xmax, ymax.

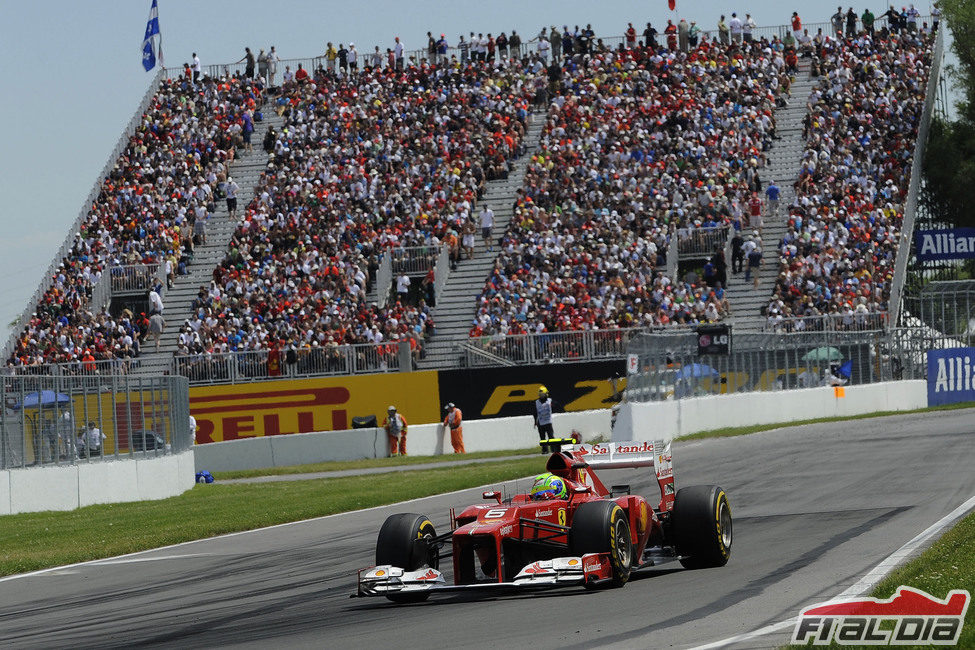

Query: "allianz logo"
<box><xmin>932</xmin><ymin>354</ymin><xmax>975</xmax><ymax>392</ymax></box>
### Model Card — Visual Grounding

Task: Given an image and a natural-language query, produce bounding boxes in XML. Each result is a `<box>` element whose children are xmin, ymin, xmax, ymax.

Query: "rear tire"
<box><xmin>569</xmin><ymin>501</ymin><xmax>633</xmax><ymax>587</ymax></box>
<box><xmin>671</xmin><ymin>485</ymin><xmax>732</xmax><ymax>569</ymax></box>
<box><xmin>376</xmin><ymin>513</ymin><xmax>438</xmax><ymax>602</ymax></box>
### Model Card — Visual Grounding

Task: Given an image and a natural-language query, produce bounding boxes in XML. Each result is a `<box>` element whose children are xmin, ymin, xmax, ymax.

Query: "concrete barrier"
<box><xmin>2</xmin><ymin>451</ymin><xmax>196</xmax><ymax>515</ymax></box>
<box><xmin>0</xmin><ymin>471</ymin><xmax>9</xmax><ymax>516</ymax></box>
<box><xmin>618</xmin><ymin>380</ymin><xmax>928</xmax><ymax>442</ymax></box>
<box><xmin>78</xmin><ymin>460</ymin><xmax>138</xmax><ymax>508</ymax></box>
<box><xmin>191</xmin><ymin>381</ymin><xmax>930</xmax><ymax>472</ymax></box>
<box><xmin>194</xmin><ymin>409</ymin><xmax>614</xmax><ymax>472</ymax></box>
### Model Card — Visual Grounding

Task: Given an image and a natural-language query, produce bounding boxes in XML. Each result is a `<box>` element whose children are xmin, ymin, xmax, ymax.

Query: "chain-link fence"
<box><xmin>0</xmin><ymin>374</ymin><xmax>191</xmax><ymax>470</ymax></box>
<box><xmin>624</xmin><ymin>327</ymin><xmax>936</xmax><ymax>403</ymax></box>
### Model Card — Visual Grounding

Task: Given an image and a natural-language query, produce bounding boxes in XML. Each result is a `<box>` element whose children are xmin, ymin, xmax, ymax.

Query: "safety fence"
<box><xmin>0</xmin><ymin>374</ymin><xmax>190</xmax><ymax>470</ymax></box>
<box><xmin>5</xmin><ymin>358</ymin><xmax>141</xmax><ymax>382</ymax></box>
<box><xmin>761</xmin><ymin>312</ymin><xmax>889</xmax><ymax>333</ymax></box>
<box><xmin>110</xmin><ymin>264</ymin><xmax>164</xmax><ymax>295</ymax></box>
<box><xmin>463</xmin><ymin>327</ymin><xmax>695</xmax><ymax>368</ymax></box>
<box><xmin>390</xmin><ymin>245</ymin><xmax>440</xmax><ymax>275</ymax></box>
<box><xmin>165</xmin><ymin>16</ymin><xmax>931</xmax><ymax>83</ymax></box>
<box><xmin>163</xmin><ymin>15</ymin><xmax>925</xmax><ymax>83</ymax></box>
<box><xmin>624</xmin><ymin>326</ymin><xmax>928</xmax><ymax>403</ymax></box>
<box><xmin>173</xmin><ymin>341</ymin><xmax>411</xmax><ymax>385</ymax></box>
<box><xmin>676</xmin><ymin>226</ymin><xmax>729</xmax><ymax>260</ymax></box>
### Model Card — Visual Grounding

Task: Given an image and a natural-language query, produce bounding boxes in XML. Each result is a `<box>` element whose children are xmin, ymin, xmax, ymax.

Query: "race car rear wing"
<box><xmin>559</xmin><ymin>440</ymin><xmax>675</xmax><ymax>512</ymax></box>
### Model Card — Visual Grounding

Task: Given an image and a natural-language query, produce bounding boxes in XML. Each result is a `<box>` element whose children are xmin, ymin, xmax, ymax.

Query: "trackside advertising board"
<box><xmin>926</xmin><ymin>347</ymin><xmax>975</xmax><ymax>406</ymax></box>
<box><xmin>915</xmin><ymin>228</ymin><xmax>975</xmax><ymax>262</ymax></box>
<box><xmin>189</xmin><ymin>372</ymin><xmax>440</xmax><ymax>443</ymax></box>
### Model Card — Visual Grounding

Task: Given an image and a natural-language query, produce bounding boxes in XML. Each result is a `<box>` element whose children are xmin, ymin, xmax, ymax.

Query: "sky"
<box><xmin>0</xmin><ymin>1</ymin><xmax>952</xmax><ymax>344</ymax></box>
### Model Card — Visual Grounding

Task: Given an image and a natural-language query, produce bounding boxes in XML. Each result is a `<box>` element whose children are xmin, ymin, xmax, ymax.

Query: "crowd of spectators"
<box><xmin>765</xmin><ymin>22</ymin><xmax>935</xmax><ymax>330</ymax></box>
<box><xmin>6</xmin><ymin>13</ymin><xmax>939</xmax><ymax>372</ymax></box>
<box><xmin>472</xmin><ymin>32</ymin><xmax>786</xmax><ymax>336</ymax></box>
<box><xmin>7</xmin><ymin>74</ymin><xmax>263</xmax><ymax>368</ymax></box>
<box><xmin>175</xmin><ymin>53</ymin><xmax>544</xmax><ymax>367</ymax></box>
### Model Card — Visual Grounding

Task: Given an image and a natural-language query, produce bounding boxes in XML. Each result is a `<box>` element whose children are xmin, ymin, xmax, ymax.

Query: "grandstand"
<box><xmin>3</xmin><ymin>15</ymin><xmax>942</xmax><ymax>382</ymax></box>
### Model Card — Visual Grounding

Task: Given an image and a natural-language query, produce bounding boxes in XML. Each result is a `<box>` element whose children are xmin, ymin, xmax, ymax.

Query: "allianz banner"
<box><xmin>927</xmin><ymin>347</ymin><xmax>975</xmax><ymax>406</ymax></box>
<box><xmin>438</xmin><ymin>360</ymin><xmax>627</xmax><ymax>420</ymax></box>
<box><xmin>915</xmin><ymin>229</ymin><xmax>975</xmax><ymax>262</ymax></box>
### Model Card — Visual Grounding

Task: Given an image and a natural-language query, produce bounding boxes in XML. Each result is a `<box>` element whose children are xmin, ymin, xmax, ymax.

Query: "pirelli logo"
<box><xmin>191</xmin><ymin>387</ymin><xmax>351</xmax><ymax>442</ymax></box>
<box><xmin>188</xmin><ymin>373</ymin><xmax>440</xmax><ymax>443</ymax></box>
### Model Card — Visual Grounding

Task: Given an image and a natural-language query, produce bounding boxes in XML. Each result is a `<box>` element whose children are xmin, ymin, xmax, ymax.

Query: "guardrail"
<box><xmin>110</xmin><ymin>264</ymin><xmax>162</xmax><ymax>295</ymax></box>
<box><xmin>163</xmin><ymin>15</ymin><xmax>923</xmax><ymax>83</ymax></box>
<box><xmin>391</xmin><ymin>245</ymin><xmax>439</xmax><ymax>275</ymax></box>
<box><xmin>5</xmin><ymin>358</ymin><xmax>141</xmax><ymax>381</ymax></box>
<box><xmin>2</xmin><ymin>68</ymin><xmax>166</xmax><ymax>365</ymax></box>
<box><xmin>676</xmin><ymin>226</ymin><xmax>729</xmax><ymax>260</ymax></box>
<box><xmin>463</xmin><ymin>327</ymin><xmax>692</xmax><ymax>367</ymax></box>
<box><xmin>0</xmin><ymin>373</ymin><xmax>190</xmax><ymax>470</ymax></box>
<box><xmin>889</xmin><ymin>24</ymin><xmax>944</xmax><ymax>327</ymax></box>
<box><xmin>761</xmin><ymin>312</ymin><xmax>889</xmax><ymax>333</ymax></box>
<box><xmin>173</xmin><ymin>342</ymin><xmax>411</xmax><ymax>385</ymax></box>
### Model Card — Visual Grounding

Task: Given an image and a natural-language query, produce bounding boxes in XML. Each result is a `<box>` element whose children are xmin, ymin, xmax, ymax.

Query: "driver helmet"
<box><xmin>530</xmin><ymin>473</ymin><xmax>567</xmax><ymax>500</ymax></box>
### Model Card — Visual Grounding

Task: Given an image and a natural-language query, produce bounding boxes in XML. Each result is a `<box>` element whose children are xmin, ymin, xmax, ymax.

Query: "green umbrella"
<box><xmin>802</xmin><ymin>346</ymin><xmax>843</xmax><ymax>362</ymax></box>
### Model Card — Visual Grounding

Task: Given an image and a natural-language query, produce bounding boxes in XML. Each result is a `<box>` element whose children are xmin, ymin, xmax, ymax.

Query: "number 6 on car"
<box><xmin>355</xmin><ymin>440</ymin><xmax>732</xmax><ymax>601</ymax></box>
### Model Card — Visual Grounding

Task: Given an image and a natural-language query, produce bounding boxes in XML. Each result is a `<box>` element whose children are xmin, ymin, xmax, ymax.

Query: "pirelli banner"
<box><xmin>191</xmin><ymin>372</ymin><xmax>441</xmax><ymax>443</ymax></box>
<box><xmin>189</xmin><ymin>361</ymin><xmax>626</xmax><ymax>442</ymax></box>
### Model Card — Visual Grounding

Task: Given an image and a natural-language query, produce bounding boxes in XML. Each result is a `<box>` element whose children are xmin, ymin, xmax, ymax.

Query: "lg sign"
<box><xmin>697</xmin><ymin>325</ymin><xmax>730</xmax><ymax>355</ymax></box>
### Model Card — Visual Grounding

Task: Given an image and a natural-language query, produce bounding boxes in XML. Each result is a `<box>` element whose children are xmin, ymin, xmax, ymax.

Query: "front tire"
<box><xmin>671</xmin><ymin>485</ymin><xmax>732</xmax><ymax>569</ymax></box>
<box><xmin>569</xmin><ymin>501</ymin><xmax>633</xmax><ymax>587</ymax></box>
<box><xmin>376</xmin><ymin>513</ymin><xmax>438</xmax><ymax>602</ymax></box>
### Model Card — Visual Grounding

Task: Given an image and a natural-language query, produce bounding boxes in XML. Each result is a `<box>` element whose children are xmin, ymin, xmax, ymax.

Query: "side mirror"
<box><xmin>573</xmin><ymin>486</ymin><xmax>592</xmax><ymax>494</ymax></box>
<box><xmin>482</xmin><ymin>491</ymin><xmax>502</xmax><ymax>504</ymax></box>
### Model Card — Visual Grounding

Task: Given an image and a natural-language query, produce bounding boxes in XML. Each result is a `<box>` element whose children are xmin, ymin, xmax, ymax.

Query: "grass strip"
<box><xmin>785</xmin><ymin>510</ymin><xmax>975</xmax><ymax>648</ymax></box>
<box><xmin>676</xmin><ymin>401</ymin><xmax>975</xmax><ymax>443</ymax></box>
<box><xmin>0</xmin><ymin>456</ymin><xmax>543</xmax><ymax>577</ymax></box>
<box><xmin>212</xmin><ymin>447</ymin><xmax>537</xmax><ymax>480</ymax></box>
<box><xmin>865</xmin><ymin>510</ymin><xmax>975</xmax><ymax>649</ymax></box>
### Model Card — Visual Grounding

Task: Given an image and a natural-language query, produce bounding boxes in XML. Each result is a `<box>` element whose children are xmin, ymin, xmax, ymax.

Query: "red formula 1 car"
<box><xmin>355</xmin><ymin>440</ymin><xmax>732</xmax><ymax>601</ymax></box>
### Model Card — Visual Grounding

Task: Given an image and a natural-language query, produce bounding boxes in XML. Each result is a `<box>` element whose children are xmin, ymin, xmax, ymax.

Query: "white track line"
<box><xmin>694</xmin><ymin>492</ymin><xmax>975</xmax><ymax>649</ymax></box>
<box><xmin>0</xmin><ymin>474</ymin><xmax>534</xmax><ymax>584</ymax></box>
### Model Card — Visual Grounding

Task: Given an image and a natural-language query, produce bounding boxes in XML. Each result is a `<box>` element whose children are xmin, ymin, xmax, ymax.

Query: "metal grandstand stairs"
<box><xmin>726</xmin><ymin>60</ymin><xmax>817</xmax><ymax>332</ymax></box>
<box><xmin>132</xmin><ymin>110</ymin><xmax>286</xmax><ymax>376</ymax></box>
<box><xmin>418</xmin><ymin>115</ymin><xmax>547</xmax><ymax>369</ymax></box>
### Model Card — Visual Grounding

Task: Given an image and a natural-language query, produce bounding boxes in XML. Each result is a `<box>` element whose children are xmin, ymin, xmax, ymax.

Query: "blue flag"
<box><xmin>142</xmin><ymin>0</ymin><xmax>161</xmax><ymax>71</ymax></box>
<box><xmin>837</xmin><ymin>360</ymin><xmax>853</xmax><ymax>379</ymax></box>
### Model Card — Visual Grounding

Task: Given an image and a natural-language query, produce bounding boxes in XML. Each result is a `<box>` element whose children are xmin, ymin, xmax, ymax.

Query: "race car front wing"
<box><xmin>354</xmin><ymin>553</ymin><xmax>613</xmax><ymax>597</ymax></box>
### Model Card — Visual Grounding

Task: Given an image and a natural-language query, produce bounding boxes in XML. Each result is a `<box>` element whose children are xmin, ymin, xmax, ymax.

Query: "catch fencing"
<box><xmin>624</xmin><ymin>326</ymin><xmax>935</xmax><ymax>403</ymax></box>
<box><xmin>173</xmin><ymin>342</ymin><xmax>408</xmax><ymax>385</ymax></box>
<box><xmin>0</xmin><ymin>374</ymin><xmax>190</xmax><ymax>470</ymax></box>
<box><xmin>462</xmin><ymin>327</ymin><xmax>692</xmax><ymax>367</ymax></box>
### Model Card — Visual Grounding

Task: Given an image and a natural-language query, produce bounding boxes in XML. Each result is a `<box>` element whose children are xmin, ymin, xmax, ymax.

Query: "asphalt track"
<box><xmin>0</xmin><ymin>409</ymin><xmax>974</xmax><ymax>649</ymax></box>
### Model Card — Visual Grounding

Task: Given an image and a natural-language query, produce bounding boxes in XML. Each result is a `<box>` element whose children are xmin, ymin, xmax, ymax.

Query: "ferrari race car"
<box><xmin>355</xmin><ymin>439</ymin><xmax>732</xmax><ymax>601</ymax></box>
